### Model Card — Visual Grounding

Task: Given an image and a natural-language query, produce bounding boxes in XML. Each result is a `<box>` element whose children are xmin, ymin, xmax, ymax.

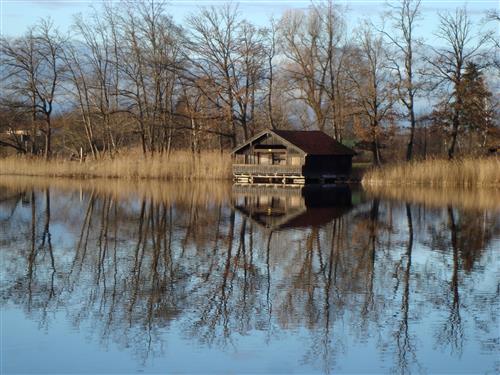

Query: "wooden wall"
<box><xmin>303</xmin><ymin>155</ymin><xmax>352</xmax><ymax>177</ymax></box>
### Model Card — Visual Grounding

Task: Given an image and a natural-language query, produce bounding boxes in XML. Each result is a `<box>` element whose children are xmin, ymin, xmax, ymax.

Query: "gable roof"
<box><xmin>232</xmin><ymin>129</ymin><xmax>355</xmax><ymax>156</ymax></box>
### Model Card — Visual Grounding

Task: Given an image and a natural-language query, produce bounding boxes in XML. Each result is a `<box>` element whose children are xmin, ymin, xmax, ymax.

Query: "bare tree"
<box><xmin>278</xmin><ymin>1</ymin><xmax>350</xmax><ymax>139</ymax></box>
<box><xmin>348</xmin><ymin>24</ymin><xmax>396</xmax><ymax>166</ymax></box>
<box><xmin>1</xmin><ymin>20</ymin><xmax>65</xmax><ymax>159</ymax></box>
<box><xmin>0</xmin><ymin>101</ymin><xmax>32</xmax><ymax>153</ymax></box>
<box><xmin>34</xmin><ymin>20</ymin><xmax>65</xmax><ymax>159</ymax></box>
<box><xmin>62</xmin><ymin>40</ymin><xmax>99</xmax><ymax>159</ymax></box>
<box><xmin>71</xmin><ymin>7</ymin><xmax>122</xmax><ymax>155</ymax></box>
<box><xmin>1</xmin><ymin>27</ymin><xmax>41</xmax><ymax>155</ymax></box>
<box><xmin>106</xmin><ymin>0</ymin><xmax>183</xmax><ymax>155</ymax></box>
<box><xmin>484</xmin><ymin>9</ymin><xmax>500</xmax><ymax>71</ymax></box>
<box><xmin>279</xmin><ymin>8</ymin><xmax>329</xmax><ymax>131</ymax></box>
<box><xmin>237</xmin><ymin>20</ymin><xmax>267</xmax><ymax>137</ymax></box>
<box><xmin>132</xmin><ymin>0</ymin><xmax>182</xmax><ymax>154</ymax></box>
<box><xmin>184</xmin><ymin>4</ymin><xmax>266</xmax><ymax>145</ymax></box>
<box><xmin>380</xmin><ymin>0</ymin><xmax>422</xmax><ymax>160</ymax></box>
<box><xmin>316</xmin><ymin>0</ymin><xmax>351</xmax><ymax>141</ymax></box>
<box><xmin>264</xmin><ymin>18</ymin><xmax>278</xmax><ymax>130</ymax></box>
<box><xmin>425</xmin><ymin>7</ymin><xmax>492</xmax><ymax>159</ymax></box>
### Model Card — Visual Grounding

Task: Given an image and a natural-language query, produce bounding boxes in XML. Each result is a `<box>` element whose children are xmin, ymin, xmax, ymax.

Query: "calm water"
<box><xmin>1</xmin><ymin>179</ymin><xmax>499</xmax><ymax>374</ymax></box>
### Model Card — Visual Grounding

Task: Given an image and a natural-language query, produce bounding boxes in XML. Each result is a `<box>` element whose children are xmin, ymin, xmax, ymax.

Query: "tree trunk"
<box><xmin>372</xmin><ymin>121</ymin><xmax>381</xmax><ymax>166</ymax></box>
<box><xmin>44</xmin><ymin>116</ymin><xmax>51</xmax><ymax>160</ymax></box>
<box><xmin>406</xmin><ymin>97</ymin><xmax>416</xmax><ymax>161</ymax></box>
<box><xmin>448</xmin><ymin>107</ymin><xmax>460</xmax><ymax>160</ymax></box>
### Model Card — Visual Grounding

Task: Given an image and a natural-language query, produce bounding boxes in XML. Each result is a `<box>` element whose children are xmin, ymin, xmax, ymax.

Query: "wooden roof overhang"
<box><xmin>231</xmin><ymin>130</ymin><xmax>307</xmax><ymax>156</ymax></box>
<box><xmin>232</xmin><ymin>129</ymin><xmax>356</xmax><ymax>156</ymax></box>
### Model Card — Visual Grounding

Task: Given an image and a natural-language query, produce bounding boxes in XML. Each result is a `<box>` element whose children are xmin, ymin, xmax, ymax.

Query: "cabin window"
<box><xmin>259</xmin><ymin>153</ymin><xmax>271</xmax><ymax>165</ymax></box>
<box><xmin>272</xmin><ymin>153</ymin><xmax>286</xmax><ymax>165</ymax></box>
<box><xmin>290</xmin><ymin>156</ymin><xmax>302</xmax><ymax>165</ymax></box>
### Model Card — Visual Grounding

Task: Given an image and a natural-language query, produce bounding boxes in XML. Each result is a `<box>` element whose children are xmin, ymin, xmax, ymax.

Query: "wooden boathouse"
<box><xmin>232</xmin><ymin>129</ymin><xmax>356</xmax><ymax>184</ymax></box>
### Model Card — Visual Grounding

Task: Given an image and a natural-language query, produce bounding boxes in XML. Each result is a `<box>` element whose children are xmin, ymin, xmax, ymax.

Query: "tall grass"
<box><xmin>0</xmin><ymin>150</ymin><xmax>232</xmax><ymax>180</ymax></box>
<box><xmin>362</xmin><ymin>158</ymin><xmax>500</xmax><ymax>187</ymax></box>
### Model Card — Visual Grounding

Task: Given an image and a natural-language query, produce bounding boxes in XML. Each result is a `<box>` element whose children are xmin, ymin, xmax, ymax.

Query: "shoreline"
<box><xmin>2</xmin><ymin>174</ymin><xmax>499</xmax><ymax>213</ymax></box>
<box><xmin>1</xmin><ymin>155</ymin><xmax>498</xmax><ymax>187</ymax></box>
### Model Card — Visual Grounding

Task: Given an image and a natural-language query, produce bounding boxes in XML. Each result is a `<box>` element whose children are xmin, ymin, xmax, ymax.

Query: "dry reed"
<box><xmin>362</xmin><ymin>158</ymin><xmax>500</xmax><ymax>187</ymax></box>
<box><xmin>0</xmin><ymin>150</ymin><xmax>232</xmax><ymax>180</ymax></box>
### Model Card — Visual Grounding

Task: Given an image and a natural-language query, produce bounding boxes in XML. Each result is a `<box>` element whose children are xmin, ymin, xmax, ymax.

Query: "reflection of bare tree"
<box><xmin>41</xmin><ymin>189</ymin><xmax>56</xmax><ymax>304</ymax></box>
<box><xmin>265</xmin><ymin>229</ymin><xmax>273</xmax><ymax>336</ymax></box>
<box><xmin>419</xmin><ymin>203</ymin><xmax>500</xmax><ymax>366</ymax></box>
<box><xmin>391</xmin><ymin>204</ymin><xmax>419</xmax><ymax>374</ymax></box>
<box><xmin>359</xmin><ymin>198</ymin><xmax>379</xmax><ymax>318</ymax></box>
<box><xmin>20</xmin><ymin>188</ymin><xmax>58</xmax><ymax>329</ymax></box>
<box><xmin>0</xmin><ymin>184</ymin><xmax>498</xmax><ymax>374</ymax></box>
<box><xmin>367</xmin><ymin>199</ymin><xmax>379</xmax><ymax>310</ymax></box>
<box><xmin>312</xmin><ymin>217</ymin><xmax>343</xmax><ymax>374</ymax></box>
<box><xmin>189</xmin><ymin>210</ymin><xmax>266</xmax><ymax>346</ymax></box>
<box><xmin>454</xmin><ymin>210</ymin><xmax>496</xmax><ymax>272</ymax></box>
<box><xmin>27</xmin><ymin>191</ymin><xmax>36</xmax><ymax>308</ymax></box>
<box><xmin>67</xmin><ymin>191</ymin><xmax>95</xmax><ymax>291</ymax></box>
<box><xmin>436</xmin><ymin>207</ymin><xmax>464</xmax><ymax>355</ymax></box>
<box><xmin>0</xmin><ymin>189</ymin><xmax>25</xmax><ymax>221</ymax></box>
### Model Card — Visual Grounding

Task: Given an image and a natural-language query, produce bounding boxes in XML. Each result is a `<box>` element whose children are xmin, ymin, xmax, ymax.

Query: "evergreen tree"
<box><xmin>460</xmin><ymin>62</ymin><xmax>493</xmax><ymax>147</ymax></box>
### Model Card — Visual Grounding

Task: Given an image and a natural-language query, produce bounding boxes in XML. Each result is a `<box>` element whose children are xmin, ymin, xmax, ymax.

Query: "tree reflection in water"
<box><xmin>0</xmin><ymin>181</ymin><xmax>498</xmax><ymax>373</ymax></box>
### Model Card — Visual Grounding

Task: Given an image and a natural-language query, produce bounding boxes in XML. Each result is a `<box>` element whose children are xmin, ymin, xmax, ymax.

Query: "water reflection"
<box><xmin>232</xmin><ymin>184</ymin><xmax>352</xmax><ymax>230</ymax></box>
<box><xmin>0</xmin><ymin>179</ymin><xmax>499</xmax><ymax>374</ymax></box>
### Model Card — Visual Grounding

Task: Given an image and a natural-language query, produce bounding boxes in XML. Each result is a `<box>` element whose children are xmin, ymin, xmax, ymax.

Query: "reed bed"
<box><xmin>0</xmin><ymin>150</ymin><xmax>232</xmax><ymax>180</ymax></box>
<box><xmin>362</xmin><ymin>158</ymin><xmax>500</xmax><ymax>187</ymax></box>
<box><xmin>365</xmin><ymin>184</ymin><xmax>500</xmax><ymax>212</ymax></box>
<box><xmin>0</xmin><ymin>175</ymin><xmax>232</xmax><ymax>207</ymax></box>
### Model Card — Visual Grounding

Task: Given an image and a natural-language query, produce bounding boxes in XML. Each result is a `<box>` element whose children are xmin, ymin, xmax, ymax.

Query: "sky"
<box><xmin>0</xmin><ymin>0</ymin><xmax>498</xmax><ymax>41</ymax></box>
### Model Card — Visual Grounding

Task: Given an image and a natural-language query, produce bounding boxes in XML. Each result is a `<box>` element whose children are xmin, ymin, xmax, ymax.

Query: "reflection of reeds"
<box><xmin>0</xmin><ymin>175</ymin><xmax>232</xmax><ymax>207</ymax></box>
<box><xmin>365</xmin><ymin>185</ymin><xmax>500</xmax><ymax>211</ymax></box>
<box><xmin>362</xmin><ymin>158</ymin><xmax>500</xmax><ymax>187</ymax></box>
<box><xmin>0</xmin><ymin>150</ymin><xmax>232</xmax><ymax>180</ymax></box>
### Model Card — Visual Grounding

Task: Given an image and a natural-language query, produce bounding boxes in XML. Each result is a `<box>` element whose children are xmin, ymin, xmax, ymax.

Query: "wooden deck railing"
<box><xmin>233</xmin><ymin>164</ymin><xmax>303</xmax><ymax>176</ymax></box>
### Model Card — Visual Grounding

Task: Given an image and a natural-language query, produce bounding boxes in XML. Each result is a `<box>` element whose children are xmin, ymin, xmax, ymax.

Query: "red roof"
<box><xmin>273</xmin><ymin>130</ymin><xmax>355</xmax><ymax>156</ymax></box>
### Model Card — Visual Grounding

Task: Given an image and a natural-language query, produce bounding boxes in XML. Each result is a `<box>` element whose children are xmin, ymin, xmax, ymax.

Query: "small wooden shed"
<box><xmin>232</xmin><ymin>129</ymin><xmax>356</xmax><ymax>184</ymax></box>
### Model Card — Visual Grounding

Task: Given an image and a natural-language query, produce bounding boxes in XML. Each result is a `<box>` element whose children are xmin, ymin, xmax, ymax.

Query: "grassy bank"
<box><xmin>362</xmin><ymin>158</ymin><xmax>500</xmax><ymax>187</ymax></box>
<box><xmin>0</xmin><ymin>151</ymin><xmax>232</xmax><ymax>180</ymax></box>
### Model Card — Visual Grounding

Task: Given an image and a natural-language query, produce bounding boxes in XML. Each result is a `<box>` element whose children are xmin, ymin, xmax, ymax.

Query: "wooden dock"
<box><xmin>232</xmin><ymin>164</ymin><xmax>353</xmax><ymax>184</ymax></box>
<box><xmin>233</xmin><ymin>164</ymin><xmax>305</xmax><ymax>184</ymax></box>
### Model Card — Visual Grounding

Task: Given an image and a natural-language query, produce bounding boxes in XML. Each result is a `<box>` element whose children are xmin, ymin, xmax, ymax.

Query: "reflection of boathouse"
<box><xmin>232</xmin><ymin>129</ymin><xmax>356</xmax><ymax>184</ymax></box>
<box><xmin>232</xmin><ymin>184</ymin><xmax>352</xmax><ymax>230</ymax></box>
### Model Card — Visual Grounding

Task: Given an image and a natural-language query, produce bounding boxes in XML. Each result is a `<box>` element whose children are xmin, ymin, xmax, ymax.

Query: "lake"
<box><xmin>1</xmin><ymin>177</ymin><xmax>499</xmax><ymax>374</ymax></box>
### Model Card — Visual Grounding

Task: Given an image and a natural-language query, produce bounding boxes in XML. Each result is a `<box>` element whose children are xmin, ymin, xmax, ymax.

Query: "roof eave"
<box><xmin>231</xmin><ymin>129</ymin><xmax>270</xmax><ymax>154</ymax></box>
<box><xmin>231</xmin><ymin>129</ymin><xmax>307</xmax><ymax>155</ymax></box>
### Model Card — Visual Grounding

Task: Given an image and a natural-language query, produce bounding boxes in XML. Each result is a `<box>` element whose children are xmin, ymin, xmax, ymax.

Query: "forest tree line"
<box><xmin>0</xmin><ymin>0</ymin><xmax>498</xmax><ymax>163</ymax></box>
